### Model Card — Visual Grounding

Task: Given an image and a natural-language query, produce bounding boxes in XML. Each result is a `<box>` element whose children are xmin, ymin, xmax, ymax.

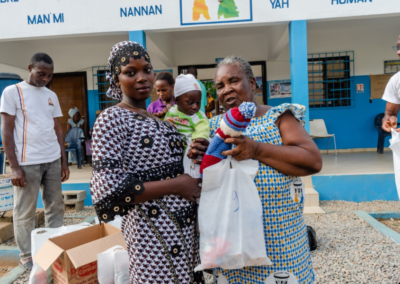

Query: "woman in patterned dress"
<box><xmin>90</xmin><ymin>41</ymin><xmax>205</xmax><ymax>284</ymax></box>
<box><xmin>189</xmin><ymin>56</ymin><xmax>322</xmax><ymax>284</ymax></box>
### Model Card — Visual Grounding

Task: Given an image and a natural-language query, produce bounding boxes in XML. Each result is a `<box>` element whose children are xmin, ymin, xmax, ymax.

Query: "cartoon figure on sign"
<box><xmin>193</xmin><ymin>0</ymin><xmax>211</xmax><ymax>21</ymax></box>
<box><xmin>290</xmin><ymin>178</ymin><xmax>304</xmax><ymax>204</ymax></box>
<box><xmin>218</xmin><ymin>0</ymin><xmax>239</xmax><ymax>19</ymax></box>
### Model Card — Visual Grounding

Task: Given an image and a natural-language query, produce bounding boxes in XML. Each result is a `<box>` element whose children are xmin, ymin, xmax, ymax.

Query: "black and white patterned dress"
<box><xmin>90</xmin><ymin>106</ymin><xmax>204</xmax><ymax>284</ymax></box>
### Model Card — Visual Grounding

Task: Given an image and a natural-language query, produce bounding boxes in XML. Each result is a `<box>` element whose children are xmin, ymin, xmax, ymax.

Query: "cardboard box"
<box><xmin>0</xmin><ymin>187</ymin><xmax>13</xmax><ymax>212</ymax></box>
<box><xmin>0</xmin><ymin>175</ymin><xmax>12</xmax><ymax>188</ymax></box>
<box><xmin>34</xmin><ymin>223</ymin><xmax>127</xmax><ymax>284</ymax></box>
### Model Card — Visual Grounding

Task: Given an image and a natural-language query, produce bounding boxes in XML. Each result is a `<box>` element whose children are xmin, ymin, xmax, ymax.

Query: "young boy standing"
<box><xmin>0</xmin><ymin>53</ymin><xmax>69</xmax><ymax>269</ymax></box>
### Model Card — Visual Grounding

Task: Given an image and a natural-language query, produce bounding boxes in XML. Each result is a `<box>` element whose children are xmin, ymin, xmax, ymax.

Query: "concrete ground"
<box><xmin>315</xmin><ymin>151</ymin><xmax>394</xmax><ymax>176</ymax></box>
<box><xmin>3</xmin><ymin>200</ymin><xmax>399</xmax><ymax>284</ymax></box>
<box><xmin>54</xmin><ymin>151</ymin><xmax>397</xmax><ymax>184</ymax></box>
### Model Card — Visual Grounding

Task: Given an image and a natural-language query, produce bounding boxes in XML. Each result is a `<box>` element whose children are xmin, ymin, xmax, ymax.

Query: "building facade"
<box><xmin>0</xmin><ymin>0</ymin><xmax>399</xmax><ymax>151</ymax></box>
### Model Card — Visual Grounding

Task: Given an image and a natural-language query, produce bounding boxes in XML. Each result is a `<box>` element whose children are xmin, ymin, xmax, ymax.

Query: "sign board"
<box><xmin>0</xmin><ymin>0</ymin><xmax>399</xmax><ymax>41</ymax></box>
<box><xmin>180</xmin><ymin>0</ymin><xmax>253</xmax><ymax>26</ymax></box>
<box><xmin>384</xmin><ymin>60</ymin><xmax>400</xmax><ymax>74</ymax></box>
<box><xmin>369</xmin><ymin>74</ymin><xmax>392</xmax><ymax>99</ymax></box>
<box><xmin>356</xmin><ymin>84</ymin><xmax>364</xmax><ymax>93</ymax></box>
<box><xmin>269</xmin><ymin>80</ymin><xmax>291</xmax><ymax>99</ymax></box>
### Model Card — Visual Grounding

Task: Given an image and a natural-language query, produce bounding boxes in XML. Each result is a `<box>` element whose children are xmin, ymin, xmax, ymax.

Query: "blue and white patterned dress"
<box><xmin>209</xmin><ymin>103</ymin><xmax>315</xmax><ymax>284</ymax></box>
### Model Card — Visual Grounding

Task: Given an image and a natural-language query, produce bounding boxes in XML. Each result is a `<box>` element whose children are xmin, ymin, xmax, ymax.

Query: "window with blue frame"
<box><xmin>92</xmin><ymin>66</ymin><xmax>118</xmax><ymax>110</ymax></box>
<box><xmin>308</xmin><ymin>52</ymin><xmax>354</xmax><ymax>108</ymax></box>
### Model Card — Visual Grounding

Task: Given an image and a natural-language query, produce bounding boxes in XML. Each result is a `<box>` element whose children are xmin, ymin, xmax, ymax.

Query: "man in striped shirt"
<box><xmin>0</xmin><ymin>53</ymin><xmax>69</xmax><ymax>270</ymax></box>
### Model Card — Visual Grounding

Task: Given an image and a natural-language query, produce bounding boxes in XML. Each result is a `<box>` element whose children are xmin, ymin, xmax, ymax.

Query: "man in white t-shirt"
<box><xmin>0</xmin><ymin>53</ymin><xmax>69</xmax><ymax>270</ymax></box>
<box><xmin>382</xmin><ymin>35</ymin><xmax>400</xmax><ymax>132</ymax></box>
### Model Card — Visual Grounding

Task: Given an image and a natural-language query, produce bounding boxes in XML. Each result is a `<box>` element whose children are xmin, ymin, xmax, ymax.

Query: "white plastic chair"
<box><xmin>309</xmin><ymin>119</ymin><xmax>337</xmax><ymax>155</ymax></box>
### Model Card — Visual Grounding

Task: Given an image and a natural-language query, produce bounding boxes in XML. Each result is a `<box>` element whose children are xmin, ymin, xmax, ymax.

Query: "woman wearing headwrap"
<box><xmin>66</xmin><ymin>107</ymin><xmax>85</xmax><ymax>131</ymax></box>
<box><xmin>90</xmin><ymin>41</ymin><xmax>204</xmax><ymax>284</ymax></box>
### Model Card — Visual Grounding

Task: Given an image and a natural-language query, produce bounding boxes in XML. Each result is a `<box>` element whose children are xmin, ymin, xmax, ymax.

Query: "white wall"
<box><xmin>170</xmin><ymin>16</ymin><xmax>400</xmax><ymax>83</ymax></box>
<box><xmin>174</xmin><ymin>34</ymin><xmax>268</xmax><ymax>67</ymax></box>
<box><xmin>1</xmin><ymin>0</ymin><xmax>399</xmax><ymax>41</ymax></box>
<box><xmin>308</xmin><ymin>19</ymin><xmax>399</xmax><ymax>76</ymax></box>
<box><xmin>269</xmin><ymin>16</ymin><xmax>400</xmax><ymax>81</ymax></box>
<box><xmin>0</xmin><ymin>64</ymin><xmax>29</xmax><ymax>81</ymax></box>
<box><xmin>0</xmin><ymin>16</ymin><xmax>398</xmax><ymax>94</ymax></box>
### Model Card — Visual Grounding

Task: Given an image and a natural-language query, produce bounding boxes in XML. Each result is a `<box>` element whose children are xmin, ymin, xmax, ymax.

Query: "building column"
<box><xmin>289</xmin><ymin>20</ymin><xmax>309</xmax><ymax>132</ymax></box>
<box><xmin>129</xmin><ymin>31</ymin><xmax>151</xmax><ymax>107</ymax></box>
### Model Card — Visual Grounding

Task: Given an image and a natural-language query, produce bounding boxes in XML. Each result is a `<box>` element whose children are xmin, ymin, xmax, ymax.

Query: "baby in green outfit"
<box><xmin>165</xmin><ymin>74</ymin><xmax>210</xmax><ymax>178</ymax></box>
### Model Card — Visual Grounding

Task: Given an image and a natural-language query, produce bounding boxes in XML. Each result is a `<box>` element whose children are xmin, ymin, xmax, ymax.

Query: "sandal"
<box><xmin>19</xmin><ymin>259</ymin><xmax>33</xmax><ymax>270</ymax></box>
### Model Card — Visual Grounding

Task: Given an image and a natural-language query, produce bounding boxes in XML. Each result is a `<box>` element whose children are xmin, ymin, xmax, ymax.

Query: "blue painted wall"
<box><xmin>37</xmin><ymin>183</ymin><xmax>92</xmax><ymax>208</ymax></box>
<box><xmin>313</xmin><ymin>174</ymin><xmax>399</xmax><ymax>202</ymax></box>
<box><xmin>267</xmin><ymin>75</ymin><xmax>394</xmax><ymax>150</ymax></box>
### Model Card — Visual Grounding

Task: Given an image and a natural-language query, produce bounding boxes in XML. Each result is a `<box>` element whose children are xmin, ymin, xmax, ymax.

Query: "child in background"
<box><xmin>165</xmin><ymin>74</ymin><xmax>210</xmax><ymax>178</ymax></box>
<box><xmin>205</xmin><ymin>93</ymin><xmax>215</xmax><ymax>119</ymax></box>
<box><xmin>147</xmin><ymin>71</ymin><xmax>175</xmax><ymax>119</ymax></box>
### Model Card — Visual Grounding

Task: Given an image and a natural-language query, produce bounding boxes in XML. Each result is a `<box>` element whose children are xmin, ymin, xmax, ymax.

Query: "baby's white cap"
<box><xmin>174</xmin><ymin>74</ymin><xmax>201</xmax><ymax>98</ymax></box>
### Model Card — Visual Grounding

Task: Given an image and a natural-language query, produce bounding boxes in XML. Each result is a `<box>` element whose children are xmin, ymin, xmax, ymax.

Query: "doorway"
<box><xmin>178</xmin><ymin>61</ymin><xmax>267</xmax><ymax>107</ymax></box>
<box><xmin>47</xmin><ymin>72</ymin><xmax>88</xmax><ymax>136</ymax></box>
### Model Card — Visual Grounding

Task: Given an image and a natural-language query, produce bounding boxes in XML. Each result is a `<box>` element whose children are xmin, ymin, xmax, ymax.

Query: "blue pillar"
<box><xmin>289</xmin><ymin>20</ymin><xmax>309</xmax><ymax>132</ymax></box>
<box><xmin>87</xmin><ymin>89</ymin><xmax>100</xmax><ymax>129</ymax></box>
<box><xmin>129</xmin><ymin>31</ymin><xmax>151</xmax><ymax>107</ymax></box>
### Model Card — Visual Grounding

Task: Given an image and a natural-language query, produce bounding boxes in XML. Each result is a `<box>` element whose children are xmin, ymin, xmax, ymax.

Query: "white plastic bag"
<box><xmin>195</xmin><ymin>156</ymin><xmax>272</xmax><ymax>271</ymax></box>
<box><xmin>390</xmin><ymin>128</ymin><xmax>400</xmax><ymax>200</ymax></box>
<box><xmin>98</xmin><ymin>245</ymin><xmax>129</xmax><ymax>284</ymax></box>
<box><xmin>29</xmin><ymin>223</ymin><xmax>91</xmax><ymax>284</ymax></box>
<box><xmin>114</xmin><ymin>249</ymin><xmax>130</xmax><ymax>284</ymax></box>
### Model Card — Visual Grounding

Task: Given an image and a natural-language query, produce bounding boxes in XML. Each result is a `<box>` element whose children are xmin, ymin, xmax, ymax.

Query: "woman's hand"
<box><xmin>221</xmin><ymin>136</ymin><xmax>259</xmax><ymax>161</ymax></box>
<box><xmin>187</xmin><ymin>138</ymin><xmax>210</xmax><ymax>164</ymax></box>
<box><xmin>164</xmin><ymin>117</ymin><xmax>176</xmax><ymax>127</ymax></box>
<box><xmin>173</xmin><ymin>174</ymin><xmax>202</xmax><ymax>202</ymax></box>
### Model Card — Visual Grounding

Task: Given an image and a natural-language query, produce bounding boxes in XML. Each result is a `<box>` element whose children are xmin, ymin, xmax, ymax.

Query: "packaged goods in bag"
<box><xmin>98</xmin><ymin>245</ymin><xmax>129</xmax><ymax>284</ymax></box>
<box><xmin>29</xmin><ymin>223</ymin><xmax>92</xmax><ymax>284</ymax></box>
<box><xmin>390</xmin><ymin>128</ymin><xmax>400</xmax><ymax>200</ymax></box>
<box><xmin>33</xmin><ymin>223</ymin><xmax>126</xmax><ymax>284</ymax></box>
<box><xmin>195</xmin><ymin>156</ymin><xmax>272</xmax><ymax>271</ymax></box>
<box><xmin>114</xmin><ymin>249</ymin><xmax>130</xmax><ymax>284</ymax></box>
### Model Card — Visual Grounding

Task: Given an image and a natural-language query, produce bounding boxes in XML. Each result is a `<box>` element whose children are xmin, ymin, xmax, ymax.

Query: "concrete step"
<box><xmin>305</xmin><ymin>187</ymin><xmax>320</xmax><ymax>207</ymax></box>
<box><xmin>304</xmin><ymin>206</ymin><xmax>326</xmax><ymax>215</ymax></box>
<box><xmin>302</xmin><ymin>176</ymin><xmax>325</xmax><ymax>215</ymax></box>
<box><xmin>0</xmin><ymin>223</ymin><xmax>13</xmax><ymax>243</ymax></box>
<box><xmin>62</xmin><ymin>190</ymin><xmax>86</xmax><ymax>202</ymax></box>
<box><xmin>64</xmin><ymin>200</ymin><xmax>84</xmax><ymax>213</ymax></box>
<box><xmin>0</xmin><ymin>209</ymin><xmax>44</xmax><ymax>228</ymax></box>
